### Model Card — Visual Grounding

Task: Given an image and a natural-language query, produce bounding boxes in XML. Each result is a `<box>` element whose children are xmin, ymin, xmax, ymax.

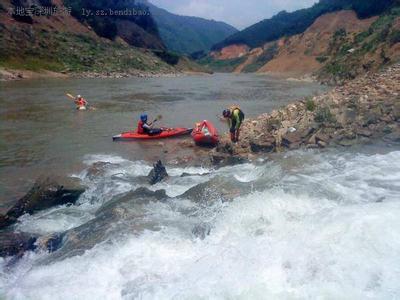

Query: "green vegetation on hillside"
<box><xmin>147</xmin><ymin>2</ymin><xmax>237</xmax><ymax>55</ymax></box>
<box><xmin>213</xmin><ymin>0</ymin><xmax>396</xmax><ymax>50</ymax></box>
<box><xmin>63</xmin><ymin>0</ymin><xmax>164</xmax><ymax>49</ymax></box>
<box><xmin>318</xmin><ymin>5</ymin><xmax>400</xmax><ymax>83</ymax></box>
<box><xmin>242</xmin><ymin>43</ymin><xmax>279</xmax><ymax>73</ymax></box>
<box><xmin>0</xmin><ymin>31</ymin><xmax>173</xmax><ymax>73</ymax></box>
<box><xmin>197</xmin><ymin>56</ymin><xmax>246</xmax><ymax>73</ymax></box>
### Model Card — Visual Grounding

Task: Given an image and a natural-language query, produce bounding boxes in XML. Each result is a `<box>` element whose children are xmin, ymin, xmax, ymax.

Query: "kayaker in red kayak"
<box><xmin>137</xmin><ymin>114</ymin><xmax>162</xmax><ymax>135</ymax></box>
<box><xmin>74</xmin><ymin>95</ymin><xmax>88</xmax><ymax>110</ymax></box>
<box><xmin>222</xmin><ymin>106</ymin><xmax>245</xmax><ymax>143</ymax></box>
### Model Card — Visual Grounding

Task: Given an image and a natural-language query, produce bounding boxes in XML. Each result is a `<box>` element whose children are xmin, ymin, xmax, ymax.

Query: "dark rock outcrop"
<box><xmin>384</xmin><ymin>130</ymin><xmax>400</xmax><ymax>143</ymax></box>
<box><xmin>0</xmin><ymin>231</ymin><xmax>37</xmax><ymax>258</ymax></box>
<box><xmin>147</xmin><ymin>160</ymin><xmax>168</xmax><ymax>185</ymax></box>
<box><xmin>0</xmin><ymin>176</ymin><xmax>85</xmax><ymax>230</ymax></box>
<box><xmin>210</xmin><ymin>152</ymin><xmax>248</xmax><ymax>166</ymax></box>
<box><xmin>282</xmin><ymin>131</ymin><xmax>303</xmax><ymax>149</ymax></box>
<box><xmin>250</xmin><ymin>135</ymin><xmax>276</xmax><ymax>153</ymax></box>
<box><xmin>44</xmin><ymin>188</ymin><xmax>168</xmax><ymax>262</ymax></box>
<box><xmin>36</xmin><ymin>233</ymin><xmax>65</xmax><ymax>253</ymax></box>
<box><xmin>181</xmin><ymin>177</ymin><xmax>248</xmax><ymax>204</ymax></box>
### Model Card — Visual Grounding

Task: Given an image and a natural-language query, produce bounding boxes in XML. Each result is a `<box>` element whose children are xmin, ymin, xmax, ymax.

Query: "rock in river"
<box><xmin>147</xmin><ymin>160</ymin><xmax>168</xmax><ymax>185</ymax></box>
<box><xmin>0</xmin><ymin>176</ymin><xmax>85</xmax><ymax>229</ymax></box>
<box><xmin>0</xmin><ymin>231</ymin><xmax>37</xmax><ymax>258</ymax></box>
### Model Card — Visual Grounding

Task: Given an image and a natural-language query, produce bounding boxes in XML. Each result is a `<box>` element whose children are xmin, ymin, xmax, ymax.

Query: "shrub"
<box><xmin>306</xmin><ymin>97</ymin><xmax>316</xmax><ymax>111</ymax></box>
<box><xmin>339</xmin><ymin>44</ymin><xmax>353</xmax><ymax>56</ymax></box>
<box><xmin>389</xmin><ymin>30</ymin><xmax>400</xmax><ymax>45</ymax></box>
<box><xmin>354</xmin><ymin>31</ymin><xmax>370</xmax><ymax>43</ymax></box>
<box><xmin>315</xmin><ymin>107</ymin><xmax>335</xmax><ymax>123</ymax></box>
<box><xmin>333</xmin><ymin>28</ymin><xmax>347</xmax><ymax>40</ymax></box>
<box><xmin>316</xmin><ymin>56</ymin><xmax>328</xmax><ymax>63</ymax></box>
<box><xmin>152</xmin><ymin>50</ymin><xmax>180</xmax><ymax>65</ymax></box>
<box><xmin>266</xmin><ymin>118</ymin><xmax>282</xmax><ymax>131</ymax></box>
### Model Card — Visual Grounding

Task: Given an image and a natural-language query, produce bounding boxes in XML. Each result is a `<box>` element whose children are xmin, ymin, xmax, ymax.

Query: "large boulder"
<box><xmin>337</xmin><ymin>108</ymin><xmax>357</xmax><ymax>125</ymax></box>
<box><xmin>181</xmin><ymin>177</ymin><xmax>249</xmax><ymax>204</ymax></box>
<box><xmin>1</xmin><ymin>176</ymin><xmax>85</xmax><ymax>229</ymax></box>
<box><xmin>391</xmin><ymin>102</ymin><xmax>400</xmax><ymax>121</ymax></box>
<box><xmin>281</xmin><ymin>131</ymin><xmax>303</xmax><ymax>149</ymax></box>
<box><xmin>43</xmin><ymin>188</ymin><xmax>168</xmax><ymax>262</ymax></box>
<box><xmin>210</xmin><ymin>152</ymin><xmax>247</xmax><ymax>167</ymax></box>
<box><xmin>356</xmin><ymin>128</ymin><xmax>373</xmax><ymax>137</ymax></box>
<box><xmin>215</xmin><ymin>142</ymin><xmax>234</xmax><ymax>155</ymax></box>
<box><xmin>147</xmin><ymin>160</ymin><xmax>168</xmax><ymax>185</ymax></box>
<box><xmin>250</xmin><ymin>135</ymin><xmax>276</xmax><ymax>153</ymax></box>
<box><xmin>0</xmin><ymin>231</ymin><xmax>37</xmax><ymax>258</ymax></box>
<box><xmin>362</xmin><ymin>108</ymin><xmax>381</xmax><ymax>126</ymax></box>
<box><xmin>384</xmin><ymin>130</ymin><xmax>400</xmax><ymax>143</ymax></box>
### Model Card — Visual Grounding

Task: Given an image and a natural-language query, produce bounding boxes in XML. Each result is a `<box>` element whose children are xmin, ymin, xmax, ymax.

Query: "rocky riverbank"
<box><xmin>213</xmin><ymin>63</ymin><xmax>400</xmax><ymax>160</ymax></box>
<box><xmin>70</xmin><ymin>70</ymin><xmax>183</xmax><ymax>79</ymax></box>
<box><xmin>0</xmin><ymin>67</ymin><xmax>183</xmax><ymax>82</ymax></box>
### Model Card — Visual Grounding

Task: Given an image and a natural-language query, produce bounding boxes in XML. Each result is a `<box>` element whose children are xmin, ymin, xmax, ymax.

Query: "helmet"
<box><xmin>77</xmin><ymin>95</ymin><xmax>81</xmax><ymax>98</ymax></box>
<box><xmin>222</xmin><ymin>109</ymin><xmax>231</xmax><ymax>118</ymax></box>
<box><xmin>140</xmin><ymin>114</ymin><xmax>148</xmax><ymax>122</ymax></box>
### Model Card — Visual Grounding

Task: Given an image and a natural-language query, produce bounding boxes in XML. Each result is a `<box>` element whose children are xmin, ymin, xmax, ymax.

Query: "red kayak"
<box><xmin>113</xmin><ymin>127</ymin><xmax>192</xmax><ymax>141</ymax></box>
<box><xmin>191</xmin><ymin>120</ymin><xmax>219</xmax><ymax>146</ymax></box>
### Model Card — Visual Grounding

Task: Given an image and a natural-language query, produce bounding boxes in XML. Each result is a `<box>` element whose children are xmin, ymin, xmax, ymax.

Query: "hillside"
<box><xmin>256</xmin><ymin>11</ymin><xmax>377</xmax><ymax>76</ymax></box>
<box><xmin>212</xmin><ymin>0</ymin><xmax>396</xmax><ymax>50</ymax></box>
<box><xmin>64</xmin><ymin>0</ymin><xmax>165</xmax><ymax>50</ymax></box>
<box><xmin>143</xmin><ymin>1</ymin><xmax>237</xmax><ymax>55</ymax></box>
<box><xmin>0</xmin><ymin>0</ymin><xmax>209</xmax><ymax>79</ymax></box>
<box><xmin>200</xmin><ymin>3</ymin><xmax>400</xmax><ymax>84</ymax></box>
<box><xmin>0</xmin><ymin>0</ymin><xmax>166</xmax><ymax>76</ymax></box>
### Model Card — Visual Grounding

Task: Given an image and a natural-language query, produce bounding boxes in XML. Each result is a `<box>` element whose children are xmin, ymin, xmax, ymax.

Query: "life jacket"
<box><xmin>137</xmin><ymin>120</ymin><xmax>144</xmax><ymax>134</ymax></box>
<box><xmin>230</xmin><ymin>106</ymin><xmax>244</xmax><ymax>121</ymax></box>
<box><xmin>76</xmin><ymin>98</ymin><xmax>86</xmax><ymax>107</ymax></box>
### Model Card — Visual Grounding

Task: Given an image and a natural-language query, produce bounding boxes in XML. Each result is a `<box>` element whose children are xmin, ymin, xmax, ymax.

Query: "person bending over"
<box><xmin>222</xmin><ymin>106</ymin><xmax>245</xmax><ymax>143</ymax></box>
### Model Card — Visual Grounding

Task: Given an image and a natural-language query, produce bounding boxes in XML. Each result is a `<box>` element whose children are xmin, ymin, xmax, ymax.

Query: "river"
<box><xmin>0</xmin><ymin>74</ymin><xmax>323</xmax><ymax>206</ymax></box>
<box><xmin>1</xmin><ymin>74</ymin><xmax>400</xmax><ymax>299</ymax></box>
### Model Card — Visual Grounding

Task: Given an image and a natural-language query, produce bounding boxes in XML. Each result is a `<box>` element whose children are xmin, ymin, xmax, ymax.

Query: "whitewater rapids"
<box><xmin>1</xmin><ymin>148</ymin><xmax>400</xmax><ymax>299</ymax></box>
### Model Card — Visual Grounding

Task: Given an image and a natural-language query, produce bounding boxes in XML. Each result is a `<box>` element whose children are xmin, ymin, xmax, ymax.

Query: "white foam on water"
<box><xmin>2</xmin><ymin>150</ymin><xmax>400</xmax><ymax>299</ymax></box>
<box><xmin>150</xmin><ymin>174</ymin><xmax>212</xmax><ymax>197</ymax></box>
<box><xmin>5</xmin><ymin>192</ymin><xmax>400</xmax><ymax>299</ymax></box>
<box><xmin>81</xmin><ymin>154</ymin><xmax>153</xmax><ymax>178</ymax></box>
<box><xmin>167</xmin><ymin>166</ymin><xmax>210</xmax><ymax>177</ymax></box>
<box><xmin>76</xmin><ymin>154</ymin><xmax>154</xmax><ymax>206</ymax></box>
<box><xmin>231</xmin><ymin>163</ymin><xmax>268</xmax><ymax>182</ymax></box>
<box><xmin>15</xmin><ymin>207</ymin><xmax>94</xmax><ymax>235</ymax></box>
<box><xmin>82</xmin><ymin>154</ymin><xmax>130</xmax><ymax>166</ymax></box>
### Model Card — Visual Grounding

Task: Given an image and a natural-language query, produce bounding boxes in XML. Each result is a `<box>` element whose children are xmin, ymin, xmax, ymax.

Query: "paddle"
<box><xmin>152</xmin><ymin>114</ymin><xmax>163</xmax><ymax>124</ymax></box>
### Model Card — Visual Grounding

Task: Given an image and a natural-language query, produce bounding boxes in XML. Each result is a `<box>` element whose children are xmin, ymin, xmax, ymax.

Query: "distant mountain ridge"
<box><xmin>143</xmin><ymin>1</ymin><xmax>238</xmax><ymax>54</ymax></box>
<box><xmin>213</xmin><ymin>0</ymin><xmax>396</xmax><ymax>50</ymax></box>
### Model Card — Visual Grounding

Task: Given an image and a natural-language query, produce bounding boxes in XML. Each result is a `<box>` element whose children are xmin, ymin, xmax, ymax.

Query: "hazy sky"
<box><xmin>150</xmin><ymin>0</ymin><xmax>318</xmax><ymax>29</ymax></box>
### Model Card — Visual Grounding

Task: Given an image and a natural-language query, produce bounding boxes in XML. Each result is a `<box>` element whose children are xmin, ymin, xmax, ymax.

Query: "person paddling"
<box><xmin>137</xmin><ymin>114</ymin><xmax>162</xmax><ymax>135</ymax></box>
<box><xmin>222</xmin><ymin>106</ymin><xmax>245</xmax><ymax>143</ymax></box>
<box><xmin>74</xmin><ymin>95</ymin><xmax>88</xmax><ymax>110</ymax></box>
